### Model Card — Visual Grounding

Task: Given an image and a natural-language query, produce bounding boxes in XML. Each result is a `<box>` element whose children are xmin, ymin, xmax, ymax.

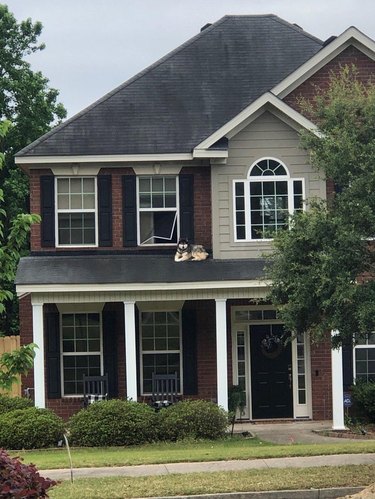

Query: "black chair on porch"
<box><xmin>83</xmin><ymin>374</ymin><xmax>109</xmax><ymax>407</ymax></box>
<box><xmin>151</xmin><ymin>372</ymin><xmax>179</xmax><ymax>410</ymax></box>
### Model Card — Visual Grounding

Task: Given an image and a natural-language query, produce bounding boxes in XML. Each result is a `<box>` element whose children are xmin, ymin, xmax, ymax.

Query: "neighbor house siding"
<box><xmin>211</xmin><ymin>111</ymin><xmax>326</xmax><ymax>259</ymax></box>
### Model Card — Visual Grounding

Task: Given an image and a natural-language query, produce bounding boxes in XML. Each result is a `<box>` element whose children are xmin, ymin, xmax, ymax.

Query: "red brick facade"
<box><xmin>310</xmin><ymin>335</ymin><xmax>333</xmax><ymax>420</ymax></box>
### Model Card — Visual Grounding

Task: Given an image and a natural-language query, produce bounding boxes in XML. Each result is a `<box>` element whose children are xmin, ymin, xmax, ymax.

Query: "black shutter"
<box><xmin>45</xmin><ymin>311</ymin><xmax>61</xmax><ymax>399</ymax></box>
<box><xmin>40</xmin><ymin>176</ymin><xmax>55</xmax><ymax>247</ymax></box>
<box><xmin>342</xmin><ymin>344</ymin><xmax>354</xmax><ymax>390</ymax></box>
<box><xmin>182</xmin><ymin>307</ymin><xmax>198</xmax><ymax>395</ymax></box>
<box><xmin>102</xmin><ymin>310</ymin><xmax>118</xmax><ymax>398</ymax></box>
<box><xmin>122</xmin><ymin>175</ymin><xmax>137</xmax><ymax>247</ymax></box>
<box><xmin>98</xmin><ymin>175</ymin><xmax>112</xmax><ymax>247</ymax></box>
<box><xmin>179</xmin><ymin>174</ymin><xmax>194</xmax><ymax>242</ymax></box>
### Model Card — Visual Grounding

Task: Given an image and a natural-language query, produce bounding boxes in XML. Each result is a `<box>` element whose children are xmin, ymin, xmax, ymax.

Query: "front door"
<box><xmin>250</xmin><ymin>324</ymin><xmax>293</xmax><ymax>419</ymax></box>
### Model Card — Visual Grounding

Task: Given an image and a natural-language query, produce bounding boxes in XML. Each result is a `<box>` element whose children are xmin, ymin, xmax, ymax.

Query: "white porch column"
<box><xmin>215</xmin><ymin>298</ymin><xmax>228</xmax><ymax>411</ymax></box>
<box><xmin>32</xmin><ymin>302</ymin><xmax>45</xmax><ymax>408</ymax></box>
<box><xmin>124</xmin><ymin>301</ymin><xmax>138</xmax><ymax>401</ymax></box>
<box><xmin>331</xmin><ymin>330</ymin><xmax>345</xmax><ymax>430</ymax></box>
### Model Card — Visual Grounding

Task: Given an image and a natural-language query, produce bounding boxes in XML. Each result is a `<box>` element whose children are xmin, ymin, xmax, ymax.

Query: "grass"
<box><xmin>13</xmin><ymin>436</ymin><xmax>375</xmax><ymax>470</ymax></box>
<box><xmin>48</xmin><ymin>464</ymin><xmax>375</xmax><ymax>498</ymax></box>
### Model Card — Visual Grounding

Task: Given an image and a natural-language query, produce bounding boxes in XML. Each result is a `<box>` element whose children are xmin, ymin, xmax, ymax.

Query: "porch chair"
<box><xmin>83</xmin><ymin>374</ymin><xmax>108</xmax><ymax>407</ymax></box>
<box><xmin>151</xmin><ymin>372</ymin><xmax>178</xmax><ymax>410</ymax></box>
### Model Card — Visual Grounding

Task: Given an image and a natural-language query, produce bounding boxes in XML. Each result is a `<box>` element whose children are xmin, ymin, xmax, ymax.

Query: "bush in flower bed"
<box><xmin>351</xmin><ymin>380</ymin><xmax>375</xmax><ymax>421</ymax></box>
<box><xmin>0</xmin><ymin>408</ymin><xmax>65</xmax><ymax>450</ymax></box>
<box><xmin>68</xmin><ymin>399</ymin><xmax>158</xmax><ymax>446</ymax></box>
<box><xmin>157</xmin><ymin>400</ymin><xmax>228</xmax><ymax>441</ymax></box>
<box><xmin>0</xmin><ymin>395</ymin><xmax>33</xmax><ymax>415</ymax></box>
<box><xmin>0</xmin><ymin>448</ymin><xmax>56</xmax><ymax>498</ymax></box>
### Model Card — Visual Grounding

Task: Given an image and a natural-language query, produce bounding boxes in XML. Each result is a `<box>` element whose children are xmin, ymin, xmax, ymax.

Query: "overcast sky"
<box><xmin>5</xmin><ymin>0</ymin><xmax>375</xmax><ymax>118</ymax></box>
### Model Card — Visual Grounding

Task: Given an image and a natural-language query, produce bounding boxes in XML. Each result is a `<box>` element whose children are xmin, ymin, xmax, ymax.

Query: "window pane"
<box><xmin>165</xmin><ymin>178</ymin><xmax>176</xmax><ymax>192</ymax></box>
<box><xmin>140</xmin><ymin>211</ymin><xmax>177</xmax><ymax>245</ymax></box>
<box><xmin>57</xmin><ymin>178</ymin><xmax>69</xmax><ymax>194</ymax></box>
<box><xmin>83</xmin><ymin>178</ymin><xmax>95</xmax><ymax>193</ymax></box>
<box><xmin>58</xmin><ymin>194</ymin><xmax>69</xmax><ymax>209</ymax></box>
<box><xmin>71</xmin><ymin>194</ymin><xmax>82</xmax><ymax>209</ymax></box>
<box><xmin>70</xmin><ymin>178</ymin><xmax>82</xmax><ymax>194</ymax></box>
<box><xmin>139</xmin><ymin>178</ymin><xmax>150</xmax><ymax>193</ymax></box>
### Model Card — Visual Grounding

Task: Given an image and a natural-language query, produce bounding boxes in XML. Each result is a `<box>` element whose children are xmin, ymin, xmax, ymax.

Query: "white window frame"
<box><xmin>139</xmin><ymin>309</ymin><xmax>183</xmax><ymax>396</ymax></box>
<box><xmin>55</xmin><ymin>176</ymin><xmax>98</xmax><ymax>248</ymax></box>
<box><xmin>353</xmin><ymin>334</ymin><xmax>375</xmax><ymax>383</ymax></box>
<box><xmin>60</xmin><ymin>311</ymin><xmax>104</xmax><ymax>397</ymax></box>
<box><xmin>136</xmin><ymin>176</ymin><xmax>179</xmax><ymax>246</ymax></box>
<box><xmin>233</xmin><ymin>157</ymin><xmax>305</xmax><ymax>242</ymax></box>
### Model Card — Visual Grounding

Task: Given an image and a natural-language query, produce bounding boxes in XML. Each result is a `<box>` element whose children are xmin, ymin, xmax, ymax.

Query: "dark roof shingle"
<box><xmin>17</xmin><ymin>15</ymin><xmax>323</xmax><ymax>158</ymax></box>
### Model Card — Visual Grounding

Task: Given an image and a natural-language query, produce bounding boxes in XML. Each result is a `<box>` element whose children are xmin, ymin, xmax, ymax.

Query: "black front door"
<box><xmin>250</xmin><ymin>324</ymin><xmax>293</xmax><ymax>419</ymax></box>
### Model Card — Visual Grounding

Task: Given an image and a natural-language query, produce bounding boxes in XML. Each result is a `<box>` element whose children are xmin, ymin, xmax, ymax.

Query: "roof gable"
<box><xmin>16</xmin><ymin>15</ymin><xmax>323</xmax><ymax>160</ymax></box>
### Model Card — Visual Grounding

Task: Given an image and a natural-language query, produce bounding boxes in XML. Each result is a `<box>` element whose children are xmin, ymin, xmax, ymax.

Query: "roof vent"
<box><xmin>200</xmin><ymin>23</ymin><xmax>212</xmax><ymax>32</ymax></box>
<box><xmin>293</xmin><ymin>23</ymin><xmax>303</xmax><ymax>30</ymax></box>
<box><xmin>323</xmin><ymin>35</ymin><xmax>337</xmax><ymax>47</ymax></box>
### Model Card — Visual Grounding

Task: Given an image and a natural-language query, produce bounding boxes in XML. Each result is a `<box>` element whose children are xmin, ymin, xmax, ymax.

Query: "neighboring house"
<box><xmin>14</xmin><ymin>15</ymin><xmax>375</xmax><ymax>424</ymax></box>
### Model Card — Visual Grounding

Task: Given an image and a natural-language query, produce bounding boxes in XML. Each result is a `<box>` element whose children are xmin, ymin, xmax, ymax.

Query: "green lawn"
<box><xmin>48</xmin><ymin>464</ymin><xmax>374</xmax><ymax>498</ymax></box>
<box><xmin>13</xmin><ymin>436</ymin><xmax>375</xmax><ymax>470</ymax></box>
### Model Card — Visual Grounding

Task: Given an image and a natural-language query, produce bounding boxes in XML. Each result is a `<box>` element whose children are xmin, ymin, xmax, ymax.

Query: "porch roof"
<box><xmin>15</xmin><ymin>255</ymin><xmax>267</xmax><ymax>286</ymax></box>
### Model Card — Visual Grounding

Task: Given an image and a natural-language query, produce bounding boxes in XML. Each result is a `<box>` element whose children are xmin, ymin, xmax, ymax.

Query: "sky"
<box><xmin>5</xmin><ymin>0</ymin><xmax>375</xmax><ymax>118</ymax></box>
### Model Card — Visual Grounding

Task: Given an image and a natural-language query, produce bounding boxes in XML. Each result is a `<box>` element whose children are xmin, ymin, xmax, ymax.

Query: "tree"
<box><xmin>0</xmin><ymin>5</ymin><xmax>66</xmax><ymax>333</ymax></box>
<box><xmin>268</xmin><ymin>66</ymin><xmax>375</xmax><ymax>347</ymax></box>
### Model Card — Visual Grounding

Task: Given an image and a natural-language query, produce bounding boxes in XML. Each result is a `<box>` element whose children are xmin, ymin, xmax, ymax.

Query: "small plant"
<box><xmin>68</xmin><ymin>399</ymin><xmax>157</xmax><ymax>446</ymax></box>
<box><xmin>228</xmin><ymin>385</ymin><xmax>246</xmax><ymax>436</ymax></box>
<box><xmin>0</xmin><ymin>408</ymin><xmax>65</xmax><ymax>449</ymax></box>
<box><xmin>0</xmin><ymin>448</ymin><xmax>56</xmax><ymax>498</ymax></box>
<box><xmin>351</xmin><ymin>381</ymin><xmax>375</xmax><ymax>422</ymax></box>
<box><xmin>158</xmin><ymin>400</ymin><xmax>228</xmax><ymax>441</ymax></box>
<box><xmin>0</xmin><ymin>395</ymin><xmax>33</xmax><ymax>415</ymax></box>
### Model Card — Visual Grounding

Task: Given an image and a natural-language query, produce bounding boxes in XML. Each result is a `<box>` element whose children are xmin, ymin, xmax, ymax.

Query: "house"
<box><xmin>14</xmin><ymin>15</ymin><xmax>375</xmax><ymax>425</ymax></box>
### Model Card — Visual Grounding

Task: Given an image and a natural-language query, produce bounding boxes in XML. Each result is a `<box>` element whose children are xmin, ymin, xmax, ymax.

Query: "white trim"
<box><xmin>16</xmin><ymin>279</ymin><xmax>271</xmax><ymax>295</ymax></box>
<box><xmin>273</xmin><ymin>27</ymin><xmax>375</xmax><ymax>99</ymax></box>
<box><xmin>194</xmin><ymin>92</ymin><xmax>320</xmax><ymax>154</ymax></box>
<box><xmin>193</xmin><ymin>150</ymin><xmax>228</xmax><ymax>159</ymax></box>
<box><xmin>51</xmin><ymin>166</ymin><xmax>101</xmax><ymax>176</ymax></box>
<box><xmin>132</xmin><ymin>165</ymin><xmax>183</xmax><ymax>175</ymax></box>
<box><xmin>15</xmin><ymin>153</ymin><xmax>194</xmax><ymax>165</ymax></box>
<box><xmin>215</xmin><ymin>298</ymin><xmax>228</xmax><ymax>411</ymax></box>
<box><xmin>124</xmin><ymin>301</ymin><xmax>138</xmax><ymax>401</ymax></box>
<box><xmin>353</xmin><ymin>335</ymin><xmax>375</xmax><ymax>382</ymax></box>
<box><xmin>32</xmin><ymin>303</ymin><xmax>45</xmax><ymax>408</ymax></box>
<box><xmin>231</xmin><ymin>328</ymin><xmax>250</xmax><ymax>419</ymax></box>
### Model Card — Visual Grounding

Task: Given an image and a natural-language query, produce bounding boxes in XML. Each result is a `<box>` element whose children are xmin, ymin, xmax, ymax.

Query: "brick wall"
<box><xmin>310</xmin><ymin>334</ymin><xmax>333</xmax><ymax>420</ymax></box>
<box><xmin>29</xmin><ymin>166</ymin><xmax>212</xmax><ymax>252</ymax></box>
<box><xmin>283</xmin><ymin>46</ymin><xmax>375</xmax><ymax>113</ymax></box>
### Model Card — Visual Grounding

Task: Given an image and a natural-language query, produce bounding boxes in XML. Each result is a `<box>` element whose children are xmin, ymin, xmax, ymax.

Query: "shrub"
<box><xmin>0</xmin><ymin>395</ymin><xmax>33</xmax><ymax>415</ymax></box>
<box><xmin>0</xmin><ymin>448</ymin><xmax>56</xmax><ymax>498</ymax></box>
<box><xmin>0</xmin><ymin>408</ymin><xmax>65</xmax><ymax>449</ymax></box>
<box><xmin>68</xmin><ymin>399</ymin><xmax>158</xmax><ymax>446</ymax></box>
<box><xmin>351</xmin><ymin>381</ymin><xmax>375</xmax><ymax>421</ymax></box>
<box><xmin>158</xmin><ymin>400</ymin><xmax>228</xmax><ymax>441</ymax></box>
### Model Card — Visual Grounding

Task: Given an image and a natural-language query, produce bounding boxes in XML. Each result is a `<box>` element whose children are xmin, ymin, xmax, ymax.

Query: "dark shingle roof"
<box><xmin>16</xmin><ymin>15</ymin><xmax>323</xmax><ymax>158</ymax></box>
<box><xmin>15</xmin><ymin>255</ymin><xmax>267</xmax><ymax>285</ymax></box>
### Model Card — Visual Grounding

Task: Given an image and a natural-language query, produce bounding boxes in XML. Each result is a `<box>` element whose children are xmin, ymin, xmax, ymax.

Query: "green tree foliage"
<box><xmin>0</xmin><ymin>5</ymin><xmax>66</xmax><ymax>333</ymax></box>
<box><xmin>0</xmin><ymin>343</ymin><xmax>36</xmax><ymax>392</ymax></box>
<box><xmin>268</xmin><ymin>66</ymin><xmax>375</xmax><ymax>347</ymax></box>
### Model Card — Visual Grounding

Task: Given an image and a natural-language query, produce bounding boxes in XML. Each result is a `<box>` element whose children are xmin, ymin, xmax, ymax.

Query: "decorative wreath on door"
<box><xmin>260</xmin><ymin>332</ymin><xmax>283</xmax><ymax>359</ymax></box>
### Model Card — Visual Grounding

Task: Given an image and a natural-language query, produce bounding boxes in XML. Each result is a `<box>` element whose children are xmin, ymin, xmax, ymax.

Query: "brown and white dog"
<box><xmin>174</xmin><ymin>238</ymin><xmax>208</xmax><ymax>262</ymax></box>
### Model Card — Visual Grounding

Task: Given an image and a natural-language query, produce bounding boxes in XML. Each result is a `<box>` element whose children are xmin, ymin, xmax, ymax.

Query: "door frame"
<box><xmin>231</xmin><ymin>305</ymin><xmax>312</xmax><ymax>420</ymax></box>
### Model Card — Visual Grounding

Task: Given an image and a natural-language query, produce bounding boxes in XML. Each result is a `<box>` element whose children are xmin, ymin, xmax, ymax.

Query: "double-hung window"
<box><xmin>140</xmin><ymin>311</ymin><xmax>182</xmax><ymax>394</ymax></box>
<box><xmin>56</xmin><ymin>177</ymin><xmax>97</xmax><ymax>246</ymax></box>
<box><xmin>234</xmin><ymin>158</ymin><xmax>304</xmax><ymax>241</ymax></box>
<box><xmin>137</xmin><ymin>176</ymin><xmax>178</xmax><ymax>245</ymax></box>
<box><xmin>61</xmin><ymin>312</ymin><xmax>103</xmax><ymax>396</ymax></box>
<box><xmin>354</xmin><ymin>333</ymin><xmax>375</xmax><ymax>382</ymax></box>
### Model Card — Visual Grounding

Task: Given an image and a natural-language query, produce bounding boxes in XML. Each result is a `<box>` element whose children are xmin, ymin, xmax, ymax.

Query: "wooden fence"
<box><xmin>0</xmin><ymin>335</ymin><xmax>21</xmax><ymax>397</ymax></box>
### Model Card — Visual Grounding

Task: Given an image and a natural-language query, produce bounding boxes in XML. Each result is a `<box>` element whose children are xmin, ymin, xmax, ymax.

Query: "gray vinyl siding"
<box><xmin>211</xmin><ymin>111</ymin><xmax>326</xmax><ymax>259</ymax></box>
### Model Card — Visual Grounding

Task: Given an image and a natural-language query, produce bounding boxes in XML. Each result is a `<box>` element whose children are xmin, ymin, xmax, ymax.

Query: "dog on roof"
<box><xmin>174</xmin><ymin>238</ymin><xmax>209</xmax><ymax>262</ymax></box>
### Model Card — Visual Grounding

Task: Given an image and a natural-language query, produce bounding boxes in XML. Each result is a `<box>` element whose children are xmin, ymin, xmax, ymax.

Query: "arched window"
<box><xmin>234</xmin><ymin>158</ymin><xmax>304</xmax><ymax>241</ymax></box>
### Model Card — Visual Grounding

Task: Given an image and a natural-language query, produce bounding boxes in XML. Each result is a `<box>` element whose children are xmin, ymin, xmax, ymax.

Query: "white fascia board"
<box><xmin>192</xmin><ymin>150</ymin><xmax>228</xmax><ymax>159</ymax></box>
<box><xmin>15</xmin><ymin>153</ymin><xmax>193</xmax><ymax>165</ymax></box>
<box><xmin>273</xmin><ymin>27</ymin><xmax>375</xmax><ymax>99</ymax></box>
<box><xmin>16</xmin><ymin>279</ymin><xmax>271</xmax><ymax>295</ymax></box>
<box><xmin>194</xmin><ymin>92</ymin><xmax>319</xmax><ymax>152</ymax></box>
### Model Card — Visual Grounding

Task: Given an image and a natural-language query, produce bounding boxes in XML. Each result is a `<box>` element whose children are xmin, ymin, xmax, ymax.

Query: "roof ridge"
<box><xmin>16</xmin><ymin>16</ymin><xmax>230</xmax><ymax>158</ymax></box>
<box><xmin>269</xmin><ymin>15</ymin><xmax>323</xmax><ymax>44</ymax></box>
